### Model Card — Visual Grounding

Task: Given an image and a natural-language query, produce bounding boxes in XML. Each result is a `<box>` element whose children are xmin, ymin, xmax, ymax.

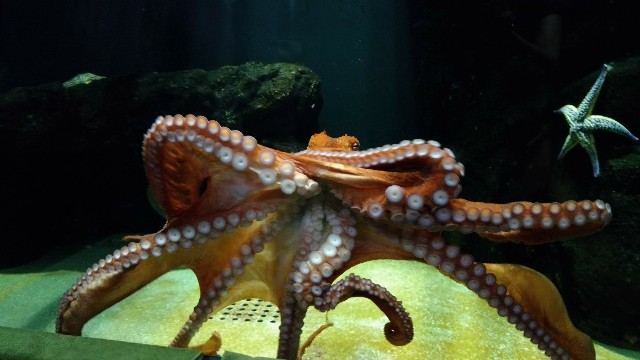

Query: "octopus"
<box><xmin>56</xmin><ymin>114</ymin><xmax>611</xmax><ymax>360</ymax></box>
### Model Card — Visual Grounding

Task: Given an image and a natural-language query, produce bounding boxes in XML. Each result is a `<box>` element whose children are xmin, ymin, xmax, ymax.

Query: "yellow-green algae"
<box><xmin>62</xmin><ymin>73</ymin><xmax>106</xmax><ymax>88</ymax></box>
<box><xmin>78</xmin><ymin>260</ymin><xmax>636</xmax><ymax>360</ymax></box>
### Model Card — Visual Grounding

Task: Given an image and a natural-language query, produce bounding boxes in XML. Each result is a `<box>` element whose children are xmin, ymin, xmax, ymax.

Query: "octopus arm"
<box><xmin>316</xmin><ymin>273</ymin><xmax>414</xmax><ymax>346</ymax></box>
<box><xmin>485</xmin><ymin>263</ymin><xmax>596</xmax><ymax>360</ymax></box>
<box><xmin>307</xmin><ymin>221</ymin><xmax>427</xmax><ymax>344</ymax></box>
<box><xmin>449</xmin><ymin>199</ymin><xmax>611</xmax><ymax>244</ymax></box>
<box><xmin>56</xmin><ymin>218</ymin><xmax>279</xmax><ymax>338</ymax></box>
<box><xmin>332</xmin><ymin>220</ymin><xmax>596</xmax><ymax>360</ymax></box>
<box><xmin>207</xmin><ymin>218</ymin><xmax>304</xmax><ymax>310</ymax></box>
<box><xmin>330</xmin><ymin>220</ymin><xmax>417</xmax><ymax>270</ymax></box>
<box><xmin>146</xmin><ymin>137</ymin><xmax>284</xmax><ymax>219</ymax></box>
<box><xmin>168</xmin><ymin>215</ymin><xmax>301</xmax><ymax>349</ymax></box>
<box><xmin>56</xmin><ymin>237</ymin><xmax>189</xmax><ymax>335</ymax></box>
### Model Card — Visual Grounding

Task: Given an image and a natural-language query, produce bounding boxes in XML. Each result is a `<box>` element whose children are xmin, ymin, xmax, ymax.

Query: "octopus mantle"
<box><xmin>56</xmin><ymin>114</ymin><xmax>611</xmax><ymax>360</ymax></box>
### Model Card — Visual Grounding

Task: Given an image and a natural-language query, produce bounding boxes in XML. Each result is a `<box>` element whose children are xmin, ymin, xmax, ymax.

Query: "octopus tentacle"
<box><xmin>274</xmin><ymin>217</ymin><xmax>418</xmax><ymax>354</ymax></box>
<box><xmin>446</xmin><ymin>198</ymin><xmax>611</xmax><ymax>244</ymax></box>
<box><xmin>56</xmin><ymin>239</ymin><xmax>171</xmax><ymax>335</ymax></box>
<box><xmin>485</xmin><ymin>263</ymin><xmax>596</xmax><ymax>360</ymax></box>
<box><xmin>289</xmin><ymin>202</ymin><xmax>358</xmax><ymax>304</ymax></box>
<box><xmin>170</xmin><ymin>215</ymin><xmax>283</xmax><ymax>349</ymax></box>
<box><xmin>277</xmin><ymin>297</ymin><xmax>308</xmax><ymax>360</ymax></box>
<box><xmin>144</xmin><ymin>115</ymin><xmax>320</xmax><ymax>220</ymax></box>
<box><xmin>277</xmin><ymin>199</ymin><xmax>360</xmax><ymax>356</ymax></box>
<box><xmin>296</xmin><ymin>139</ymin><xmax>463</xmax><ymax>222</ymax></box>
<box><xmin>315</xmin><ymin>273</ymin><xmax>414</xmax><ymax>346</ymax></box>
<box><xmin>56</xmin><ymin>211</ymin><xmax>280</xmax><ymax>337</ymax></box>
<box><xmin>418</xmin><ymin>237</ymin><xmax>593</xmax><ymax>360</ymax></box>
<box><xmin>364</xmin><ymin>224</ymin><xmax>595</xmax><ymax>360</ymax></box>
<box><xmin>275</xmin><ymin>203</ymin><xmax>321</xmax><ymax>358</ymax></box>
<box><xmin>297</xmin><ymin>136</ymin><xmax>611</xmax><ymax>246</ymax></box>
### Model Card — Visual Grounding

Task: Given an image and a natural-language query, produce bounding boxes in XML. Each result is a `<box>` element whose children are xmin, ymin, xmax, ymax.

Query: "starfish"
<box><xmin>555</xmin><ymin>63</ymin><xmax>638</xmax><ymax>177</ymax></box>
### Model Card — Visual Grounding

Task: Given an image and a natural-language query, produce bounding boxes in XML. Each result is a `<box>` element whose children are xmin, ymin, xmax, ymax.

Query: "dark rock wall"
<box><xmin>0</xmin><ymin>62</ymin><xmax>321</xmax><ymax>268</ymax></box>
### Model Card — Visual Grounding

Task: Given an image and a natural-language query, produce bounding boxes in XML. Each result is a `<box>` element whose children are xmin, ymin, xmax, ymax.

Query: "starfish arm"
<box><xmin>554</xmin><ymin>104</ymin><xmax>578</xmax><ymax>127</ymax></box>
<box><xmin>577</xmin><ymin>132</ymin><xmax>600</xmax><ymax>177</ymax></box>
<box><xmin>583</xmin><ymin>115</ymin><xmax>639</xmax><ymax>141</ymax></box>
<box><xmin>576</xmin><ymin>63</ymin><xmax>612</xmax><ymax>119</ymax></box>
<box><xmin>586</xmin><ymin>146</ymin><xmax>600</xmax><ymax>177</ymax></box>
<box><xmin>557</xmin><ymin>133</ymin><xmax>579</xmax><ymax>159</ymax></box>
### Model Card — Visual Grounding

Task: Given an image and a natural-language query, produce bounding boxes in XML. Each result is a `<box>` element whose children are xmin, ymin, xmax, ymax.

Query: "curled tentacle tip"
<box><xmin>384</xmin><ymin>322</ymin><xmax>413</xmax><ymax>346</ymax></box>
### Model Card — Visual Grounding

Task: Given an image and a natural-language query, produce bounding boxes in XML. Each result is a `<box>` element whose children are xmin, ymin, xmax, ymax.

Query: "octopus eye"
<box><xmin>351</xmin><ymin>142</ymin><xmax>360</xmax><ymax>151</ymax></box>
<box><xmin>199</xmin><ymin>177</ymin><xmax>209</xmax><ymax>197</ymax></box>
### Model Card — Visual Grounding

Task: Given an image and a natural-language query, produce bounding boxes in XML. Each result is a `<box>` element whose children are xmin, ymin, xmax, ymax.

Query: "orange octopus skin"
<box><xmin>56</xmin><ymin>114</ymin><xmax>610</xmax><ymax>360</ymax></box>
<box><xmin>308</xmin><ymin>130</ymin><xmax>360</xmax><ymax>152</ymax></box>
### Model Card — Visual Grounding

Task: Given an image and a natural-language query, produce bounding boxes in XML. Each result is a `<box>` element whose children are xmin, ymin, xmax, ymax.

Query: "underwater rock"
<box><xmin>0</xmin><ymin>62</ymin><xmax>321</xmax><ymax>268</ymax></box>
